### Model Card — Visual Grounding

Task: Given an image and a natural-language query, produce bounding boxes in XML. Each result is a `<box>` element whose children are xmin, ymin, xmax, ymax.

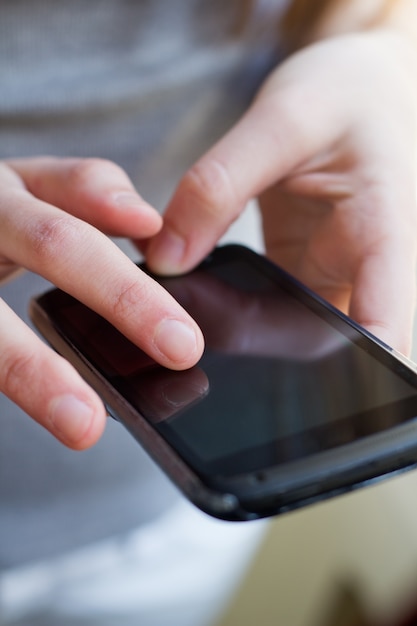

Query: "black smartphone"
<box><xmin>29</xmin><ymin>244</ymin><xmax>417</xmax><ymax>521</ymax></box>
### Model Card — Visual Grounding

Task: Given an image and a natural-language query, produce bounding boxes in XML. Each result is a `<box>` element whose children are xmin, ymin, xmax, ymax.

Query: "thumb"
<box><xmin>145</xmin><ymin>93</ymin><xmax>330</xmax><ymax>275</ymax></box>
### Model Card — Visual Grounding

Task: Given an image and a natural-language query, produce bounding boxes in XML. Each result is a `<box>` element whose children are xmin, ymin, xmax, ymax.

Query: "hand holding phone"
<box><xmin>30</xmin><ymin>245</ymin><xmax>417</xmax><ymax>520</ymax></box>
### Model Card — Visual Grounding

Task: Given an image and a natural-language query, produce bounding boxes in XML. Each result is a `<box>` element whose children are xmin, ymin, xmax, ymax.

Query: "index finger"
<box><xmin>0</xmin><ymin>188</ymin><xmax>204</xmax><ymax>370</ymax></box>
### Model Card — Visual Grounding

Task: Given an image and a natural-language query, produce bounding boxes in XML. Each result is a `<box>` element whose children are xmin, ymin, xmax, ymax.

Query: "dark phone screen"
<box><xmin>42</xmin><ymin>247</ymin><xmax>417</xmax><ymax>477</ymax></box>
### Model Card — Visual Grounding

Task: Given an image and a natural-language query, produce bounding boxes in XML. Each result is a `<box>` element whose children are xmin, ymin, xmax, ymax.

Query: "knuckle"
<box><xmin>110</xmin><ymin>277</ymin><xmax>153</xmax><ymax>323</ymax></box>
<box><xmin>26</xmin><ymin>215</ymin><xmax>81</xmax><ymax>269</ymax></box>
<box><xmin>67</xmin><ymin>158</ymin><xmax>122</xmax><ymax>188</ymax></box>
<box><xmin>2</xmin><ymin>348</ymin><xmax>39</xmax><ymax>398</ymax></box>
<box><xmin>183</xmin><ymin>158</ymin><xmax>240</xmax><ymax>219</ymax></box>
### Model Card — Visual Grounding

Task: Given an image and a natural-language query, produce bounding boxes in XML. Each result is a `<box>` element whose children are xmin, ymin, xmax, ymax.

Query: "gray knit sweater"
<box><xmin>0</xmin><ymin>0</ymin><xmax>281</xmax><ymax>569</ymax></box>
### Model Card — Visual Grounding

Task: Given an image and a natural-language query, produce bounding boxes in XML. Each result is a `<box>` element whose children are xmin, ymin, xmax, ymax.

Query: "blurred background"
<box><xmin>212</xmin><ymin>202</ymin><xmax>417</xmax><ymax>626</ymax></box>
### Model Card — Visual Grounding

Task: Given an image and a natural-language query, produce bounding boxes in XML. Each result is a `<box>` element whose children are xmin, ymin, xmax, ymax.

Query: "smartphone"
<box><xmin>29</xmin><ymin>244</ymin><xmax>417</xmax><ymax>521</ymax></box>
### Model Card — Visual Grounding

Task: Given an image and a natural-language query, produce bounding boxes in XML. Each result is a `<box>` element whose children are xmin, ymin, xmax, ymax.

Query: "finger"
<box><xmin>0</xmin><ymin>298</ymin><xmax>106</xmax><ymax>449</ymax></box>
<box><xmin>6</xmin><ymin>157</ymin><xmax>162</xmax><ymax>238</ymax></box>
<box><xmin>349</xmin><ymin>232</ymin><xmax>417</xmax><ymax>356</ymax></box>
<box><xmin>145</xmin><ymin>91</ymin><xmax>338</xmax><ymax>275</ymax></box>
<box><xmin>0</xmin><ymin>188</ymin><xmax>204</xmax><ymax>370</ymax></box>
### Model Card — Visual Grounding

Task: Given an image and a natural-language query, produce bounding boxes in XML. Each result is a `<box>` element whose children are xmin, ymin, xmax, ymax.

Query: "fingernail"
<box><xmin>148</xmin><ymin>229</ymin><xmax>185</xmax><ymax>274</ymax></box>
<box><xmin>49</xmin><ymin>394</ymin><xmax>95</xmax><ymax>445</ymax></box>
<box><xmin>153</xmin><ymin>319</ymin><xmax>200</xmax><ymax>366</ymax></box>
<box><xmin>112</xmin><ymin>191</ymin><xmax>155</xmax><ymax>214</ymax></box>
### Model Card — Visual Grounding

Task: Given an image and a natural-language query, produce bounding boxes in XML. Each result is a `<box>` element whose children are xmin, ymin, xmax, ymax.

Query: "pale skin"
<box><xmin>0</xmin><ymin>158</ymin><xmax>204</xmax><ymax>448</ymax></box>
<box><xmin>147</xmin><ymin>27</ymin><xmax>417</xmax><ymax>349</ymax></box>
<box><xmin>2</xmin><ymin>1</ymin><xmax>417</xmax><ymax>449</ymax></box>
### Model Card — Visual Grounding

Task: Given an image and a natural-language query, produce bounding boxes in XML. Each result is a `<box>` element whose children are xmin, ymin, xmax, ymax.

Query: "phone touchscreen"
<box><xmin>35</xmin><ymin>247</ymin><xmax>417</xmax><ymax>480</ymax></box>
